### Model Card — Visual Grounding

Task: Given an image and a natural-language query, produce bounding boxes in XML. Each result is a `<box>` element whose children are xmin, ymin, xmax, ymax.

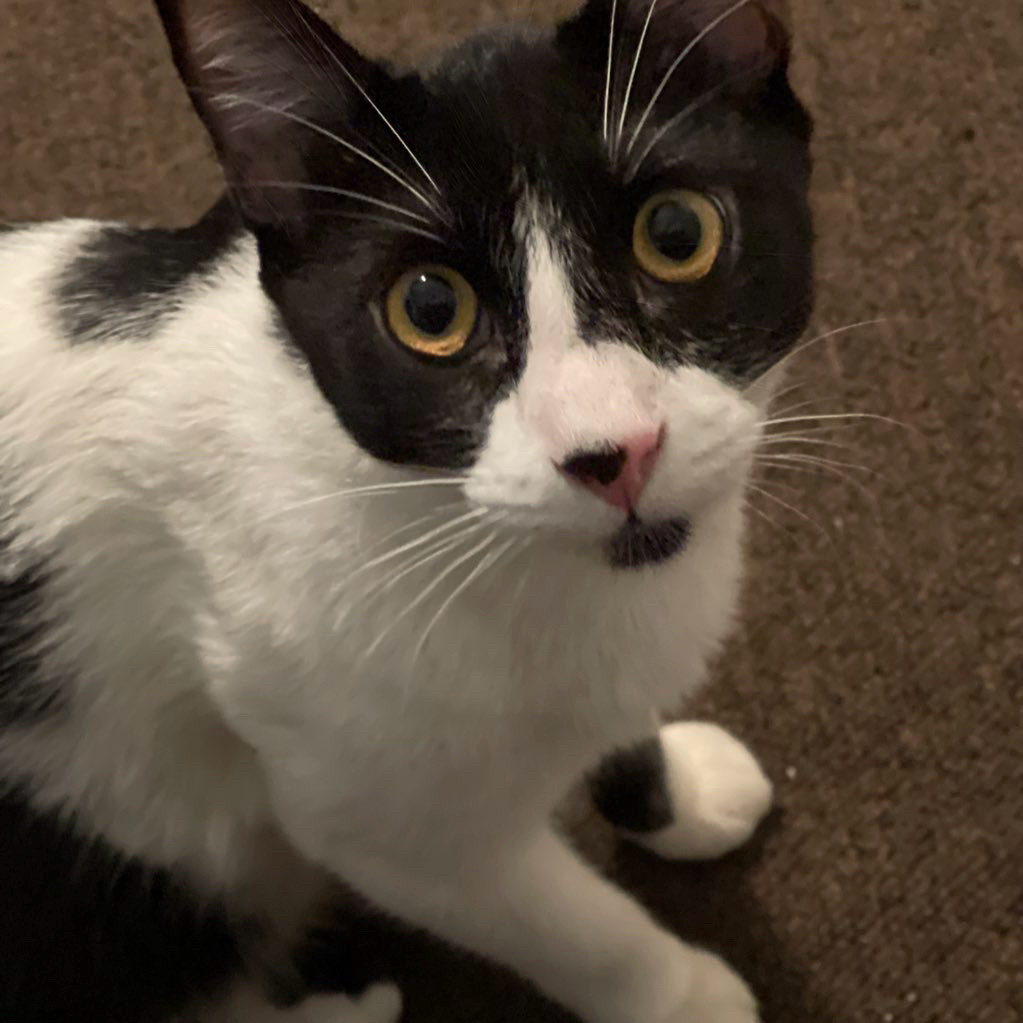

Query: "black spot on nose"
<box><xmin>560</xmin><ymin>447</ymin><xmax>627</xmax><ymax>487</ymax></box>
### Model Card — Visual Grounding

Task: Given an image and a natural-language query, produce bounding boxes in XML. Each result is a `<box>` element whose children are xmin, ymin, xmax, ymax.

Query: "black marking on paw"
<box><xmin>56</xmin><ymin>196</ymin><xmax>242</xmax><ymax>345</ymax></box>
<box><xmin>607</xmin><ymin>516</ymin><xmax>690</xmax><ymax>570</ymax></box>
<box><xmin>589</xmin><ymin>736</ymin><xmax>674</xmax><ymax>833</ymax></box>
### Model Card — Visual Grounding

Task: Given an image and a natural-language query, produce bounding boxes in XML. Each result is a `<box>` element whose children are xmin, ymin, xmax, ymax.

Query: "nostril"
<box><xmin>558</xmin><ymin>426</ymin><xmax>665</xmax><ymax>512</ymax></box>
<box><xmin>560</xmin><ymin>447</ymin><xmax>627</xmax><ymax>487</ymax></box>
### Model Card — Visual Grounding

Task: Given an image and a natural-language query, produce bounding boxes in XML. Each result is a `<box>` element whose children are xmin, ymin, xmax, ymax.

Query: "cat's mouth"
<box><xmin>606</xmin><ymin>515</ymin><xmax>691</xmax><ymax>570</ymax></box>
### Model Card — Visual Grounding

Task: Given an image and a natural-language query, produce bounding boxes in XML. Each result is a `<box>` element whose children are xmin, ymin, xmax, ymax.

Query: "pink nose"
<box><xmin>559</xmin><ymin>427</ymin><xmax>665</xmax><ymax>512</ymax></box>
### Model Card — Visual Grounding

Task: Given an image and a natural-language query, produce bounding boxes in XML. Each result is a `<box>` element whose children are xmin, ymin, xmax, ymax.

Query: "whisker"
<box><xmin>311</xmin><ymin>211</ymin><xmax>446</xmax><ymax>243</ymax></box>
<box><xmin>357</xmin><ymin>501</ymin><xmax>464</xmax><ymax>558</ymax></box>
<box><xmin>747</xmin><ymin>482</ymin><xmax>829</xmax><ymax>541</ymax></box>
<box><xmin>293</xmin><ymin>5</ymin><xmax>443</xmax><ymax>197</ymax></box>
<box><xmin>253</xmin><ymin>478</ymin><xmax>468</xmax><ymax>527</ymax></box>
<box><xmin>602</xmin><ymin>0</ymin><xmax>619</xmax><ymax>144</ymax></box>
<box><xmin>758</xmin><ymin>435</ymin><xmax>858</xmax><ymax>452</ymax></box>
<box><xmin>757</xmin><ymin>451</ymin><xmax>875</xmax><ymax>476</ymax></box>
<box><xmin>351</xmin><ymin>507</ymin><xmax>485</xmax><ymax>581</ymax></box>
<box><xmin>744</xmin><ymin>498</ymin><xmax>799</xmax><ymax>547</ymax></box>
<box><xmin>412</xmin><ymin>533</ymin><xmax>519</xmax><ymax>663</ymax></box>
<box><xmin>625</xmin><ymin>0</ymin><xmax>753</xmax><ymax>159</ymax></box>
<box><xmin>510</xmin><ymin>535</ymin><xmax>540</xmax><ymax>610</ymax></box>
<box><xmin>614</xmin><ymin>0</ymin><xmax>658</xmax><ymax>162</ymax></box>
<box><xmin>348</xmin><ymin>519</ymin><xmax>492</xmax><ymax>625</ymax></box>
<box><xmin>768</xmin><ymin>319</ymin><xmax>888</xmax><ymax>375</ymax></box>
<box><xmin>244</xmin><ymin>181</ymin><xmax>432</xmax><ymax>223</ymax></box>
<box><xmin>767</xmin><ymin>380</ymin><xmax>806</xmax><ymax>404</ymax></box>
<box><xmin>764</xmin><ymin>412</ymin><xmax>917</xmax><ymax>433</ymax></box>
<box><xmin>755</xmin><ymin>456</ymin><xmax>881</xmax><ymax>508</ymax></box>
<box><xmin>765</xmin><ymin>397</ymin><xmax>835</xmax><ymax>420</ymax></box>
<box><xmin>626</xmin><ymin>79</ymin><xmax>725</xmax><ymax>179</ymax></box>
<box><xmin>365</xmin><ymin>523</ymin><xmax>503</xmax><ymax>659</ymax></box>
<box><xmin>207</xmin><ymin>91</ymin><xmax>438</xmax><ymax>214</ymax></box>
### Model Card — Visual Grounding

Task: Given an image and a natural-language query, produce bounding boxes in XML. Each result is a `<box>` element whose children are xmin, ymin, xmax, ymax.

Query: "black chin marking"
<box><xmin>607</xmin><ymin>516</ymin><xmax>691</xmax><ymax>570</ymax></box>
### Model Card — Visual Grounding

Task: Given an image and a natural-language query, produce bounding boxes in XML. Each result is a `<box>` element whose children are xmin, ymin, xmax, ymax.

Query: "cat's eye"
<box><xmin>385</xmin><ymin>265</ymin><xmax>478</xmax><ymax>357</ymax></box>
<box><xmin>633</xmin><ymin>190</ymin><xmax>724</xmax><ymax>283</ymax></box>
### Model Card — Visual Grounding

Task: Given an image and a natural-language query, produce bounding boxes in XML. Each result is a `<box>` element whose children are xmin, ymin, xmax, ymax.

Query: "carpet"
<box><xmin>2</xmin><ymin>0</ymin><xmax>1020</xmax><ymax>1020</ymax></box>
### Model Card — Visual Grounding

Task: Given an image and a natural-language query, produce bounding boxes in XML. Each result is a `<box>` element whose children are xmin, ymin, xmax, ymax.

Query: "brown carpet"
<box><xmin>2</xmin><ymin>1</ymin><xmax>1020</xmax><ymax>1021</ymax></box>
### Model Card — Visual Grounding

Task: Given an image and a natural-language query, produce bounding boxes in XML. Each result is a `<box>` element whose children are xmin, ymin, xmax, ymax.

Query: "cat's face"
<box><xmin>158</xmin><ymin>0</ymin><xmax>813</xmax><ymax>569</ymax></box>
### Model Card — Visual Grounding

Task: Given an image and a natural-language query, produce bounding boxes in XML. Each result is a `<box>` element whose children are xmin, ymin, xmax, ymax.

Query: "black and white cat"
<box><xmin>0</xmin><ymin>0</ymin><xmax>814</xmax><ymax>1019</ymax></box>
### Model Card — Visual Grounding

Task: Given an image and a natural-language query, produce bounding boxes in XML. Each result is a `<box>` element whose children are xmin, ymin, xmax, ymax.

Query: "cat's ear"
<box><xmin>154</xmin><ymin>0</ymin><xmax>395</xmax><ymax>225</ymax></box>
<box><xmin>557</xmin><ymin>0</ymin><xmax>792</xmax><ymax>101</ymax></box>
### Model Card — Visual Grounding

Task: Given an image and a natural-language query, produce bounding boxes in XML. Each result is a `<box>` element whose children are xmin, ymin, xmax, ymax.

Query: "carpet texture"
<box><xmin>2</xmin><ymin>1</ymin><xmax>1020</xmax><ymax>1021</ymax></box>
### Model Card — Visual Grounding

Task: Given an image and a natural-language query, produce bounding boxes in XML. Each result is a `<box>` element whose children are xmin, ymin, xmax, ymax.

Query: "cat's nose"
<box><xmin>559</xmin><ymin>427</ymin><xmax>665</xmax><ymax>512</ymax></box>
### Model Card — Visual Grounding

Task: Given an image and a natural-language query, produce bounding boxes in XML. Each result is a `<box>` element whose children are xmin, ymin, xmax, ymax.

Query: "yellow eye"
<box><xmin>633</xmin><ymin>189</ymin><xmax>724</xmax><ymax>283</ymax></box>
<box><xmin>385</xmin><ymin>264</ymin><xmax>478</xmax><ymax>357</ymax></box>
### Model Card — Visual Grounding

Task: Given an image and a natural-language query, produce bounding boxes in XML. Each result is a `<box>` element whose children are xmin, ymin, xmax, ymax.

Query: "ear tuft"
<box><xmin>154</xmin><ymin>0</ymin><xmax>389</xmax><ymax>225</ymax></box>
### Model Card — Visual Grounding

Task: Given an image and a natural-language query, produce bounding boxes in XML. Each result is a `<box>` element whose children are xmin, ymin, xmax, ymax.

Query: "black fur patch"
<box><xmin>0</xmin><ymin>524</ymin><xmax>63</xmax><ymax>725</ymax></box>
<box><xmin>590</xmin><ymin>736</ymin><xmax>674</xmax><ymax>832</ymax></box>
<box><xmin>56</xmin><ymin>196</ymin><xmax>242</xmax><ymax>344</ymax></box>
<box><xmin>607</xmin><ymin>516</ymin><xmax>691</xmax><ymax>569</ymax></box>
<box><xmin>156</xmin><ymin>0</ymin><xmax>812</xmax><ymax>472</ymax></box>
<box><xmin>0</xmin><ymin>790</ymin><xmax>246</xmax><ymax>1022</ymax></box>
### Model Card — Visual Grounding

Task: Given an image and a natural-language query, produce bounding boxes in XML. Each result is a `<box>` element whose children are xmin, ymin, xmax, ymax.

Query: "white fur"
<box><xmin>628</xmin><ymin>722</ymin><xmax>774</xmax><ymax>860</ymax></box>
<box><xmin>0</xmin><ymin>213</ymin><xmax>766</xmax><ymax>1022</ymax></box>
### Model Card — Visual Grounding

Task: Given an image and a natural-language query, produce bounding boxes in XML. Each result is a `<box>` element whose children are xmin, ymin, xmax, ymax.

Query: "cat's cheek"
<box><xmin>638</xmin><ymin>367</ymin><xmax>761</xmax><ymax>521</ymax></box>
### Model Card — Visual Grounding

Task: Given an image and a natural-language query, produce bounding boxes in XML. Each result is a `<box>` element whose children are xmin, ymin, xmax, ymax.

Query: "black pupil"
<box><xmin>405</xmin><ymin>274</ymin><xmax>457</xmax><ymax>337</ymax></box>
<box><xmin>646</xmin><ymin>200</ymin><xmax>702</xmax><ymax>262</ymax></box>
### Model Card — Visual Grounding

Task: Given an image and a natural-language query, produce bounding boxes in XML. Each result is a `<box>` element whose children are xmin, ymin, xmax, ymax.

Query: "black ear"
<box><xmin>154</xmin><ymin>0</ymin><xmax>399</xmax><ymax>225</ymax></box>
<box><xmin>558</xmin><ymin>0</ymin><xmax>792</xmax><ymax>109</ymax></box>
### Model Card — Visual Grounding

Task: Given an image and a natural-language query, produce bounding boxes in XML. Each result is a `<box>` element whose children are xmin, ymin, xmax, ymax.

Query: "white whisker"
<box><xmin>293</xmin><ymin>6</ymin><xmax>443</xmax><ymax>197</ymax></box>
<box><xmin>315</xmin><ymin>211</ymin><xmax>445</xmax><ymax>243</ymax></box>
<box><xmin>747</xmin><ymin>482</ymin><xmax>829</xmax><ymax>540</ymax></box>
<box><xmin>210</xmin><ymin>91</ymin><xmax>438</xmax><ymax>213</ymax></box>
<box><xmin>602</xmin><ymin>0</ymin><xmax>619</xmax><ymax>144</ymax></box>
<box><xmin>245</xmin><ymin>181</ymin><xmax>432</xmax><ymax>222</ymax></box>
<box><xmin>348</xmin><ymin>520</ymin><xmax>492</xmax><ymax>626</ymax></box>
<box><xmin>251</xmin><ymin>478</ymin><xmax>468</xmax><ymax>528</ymax></box>
<box><xmin>757</xmin><ymin>451</ymin><xmax>875</xmax><ymax>475</ymax></box>
<box><xmin>756</xmin><ymin>456</ymin><xmax>881</xmax><ymax>507</ymax></box>
<box><xmin>744</xmin><ymin>498</ymin><xmax>797</xmax><ymax>545</ymax></box>
<box><xmin>365</xmin><ymin>524</ymin><xmax>502</xmax><ymax>659</ymax></box>
<box><xmin>759</xmin><ymin>435</ymin><xmax>856</xmax><ymax>451</ymax></box>
<box><xmin>625</xmin><ymin>0</ymin><xmax>753</xmax><ymax>158</ymax></box>
<box><xmin>357</xmin><ymin>501</ymin><xmax>464</xmax><ymax>559</ymax></box>
<box><xmin>614</xmin><ymin>0</ymin><xmax>658</xmax><ymax>161</ymax></box>
<box><xmin>412</xmin><ymin>533</ymin><xmax>518</xmax><ymax>663</ymax></box>
<box><xmin>764</xmin><ymin>412</ymin><xmax>916</xmax><ymax>432</ymax></box>
<box><xmin>765</xmin><ymin>397</ymin><xmax>829</xmax><ymax>420</ymax></box>
<box><xmin>626</xmin><ymin>80</ymin><xmax>726</xmax><ymax>179</ymax></box>
<box><xmin>351</xmin><ymin>507</ymin><xmax>487</xmax><ymax>582</ymax></box>
<box><xmin>769</xmin><ymin>319</ymin><xmax>888</xmax><ymax>375</ymax></box>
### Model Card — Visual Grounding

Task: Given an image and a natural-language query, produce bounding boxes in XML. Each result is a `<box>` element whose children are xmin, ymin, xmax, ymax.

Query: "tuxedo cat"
<box><xmin>0</xmin><ymin>0</ymin><xmax>813</xmax><ymax>1019</ymax></box>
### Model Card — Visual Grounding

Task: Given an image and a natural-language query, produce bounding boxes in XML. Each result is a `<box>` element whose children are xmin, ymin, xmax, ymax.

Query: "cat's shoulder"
<box><xmin>0</xmin><ymin>197</ymin><xmax>245</xmax><ymax>347</ymax></box>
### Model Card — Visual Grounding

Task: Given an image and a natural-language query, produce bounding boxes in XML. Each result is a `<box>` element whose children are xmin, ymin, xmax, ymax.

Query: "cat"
<box><xmin>0</xmin><ymin>0</ymin><xmax>814</xmax><ymax>1020</ymax></box>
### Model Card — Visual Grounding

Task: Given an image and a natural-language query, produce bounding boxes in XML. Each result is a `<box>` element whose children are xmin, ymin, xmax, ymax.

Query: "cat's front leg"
<box><xmin>317</xmin><ymin>827</ymin><xmax>757</xmax><ymax>1023</ymax></box>
<box><xmin>590</xmin><ymin>722</ymin><xmax>773</xmax><ymax>860</ymax></box>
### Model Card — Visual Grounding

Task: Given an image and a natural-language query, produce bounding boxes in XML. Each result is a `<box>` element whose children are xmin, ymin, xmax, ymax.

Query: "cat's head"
<box><xmin>156</xmin><ymin>0</ymin><xmax>813</xmax><ymax>569</ymax></box>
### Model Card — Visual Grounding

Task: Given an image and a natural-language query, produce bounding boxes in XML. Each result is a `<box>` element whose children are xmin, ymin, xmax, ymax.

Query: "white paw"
<box><xmin>663</xmin><ymin>948</ymin><xmax>759</xmax><ymax>1023</ymax></box>
<box><xmin>632</xmin><ymin>722</ymin><xmax>773</xmax><ymax>860</ymax></box>
<box><xmin>299</xmin><ymin>984</ymin><xmax>402</xmax><ymax>1023</ymax></box>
